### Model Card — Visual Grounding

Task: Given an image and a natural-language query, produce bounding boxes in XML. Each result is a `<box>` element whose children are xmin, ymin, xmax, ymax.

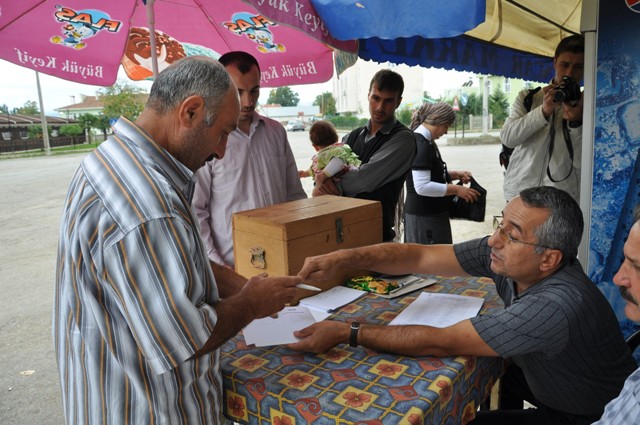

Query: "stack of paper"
<box><xmin>389</xmin><ymin>292</ymin><xmax>484</xmax><ymax>328</ymax></box>
<box><xmin>242</xmin><ymin>287</ymin><xmax>365</xmax><ymax>347</ymax></box>
<box><xmin>299</xmin><ymin>286</ymin><xmax>365</xmax><ymax>313</ymax></box>
<box><xmin>243</xmin><ymin>306</ymin><xmax>316</xmax><ymax>347</ymax></box>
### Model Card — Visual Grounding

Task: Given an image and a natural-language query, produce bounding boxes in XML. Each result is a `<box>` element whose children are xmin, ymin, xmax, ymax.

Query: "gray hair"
<box><xmin>146</xmin><ymin>56</ymin><xmax>232</xmax><ymax>126</ymax></box>
<box><xmin>519</xmin><ymin>186</ymin><xmax>583</xmax><ymax>263</ymax></box>
<box><xmin>409</xmin><ymin>102</ymin><xmax>456</xmax><ymax>131</ymax></box>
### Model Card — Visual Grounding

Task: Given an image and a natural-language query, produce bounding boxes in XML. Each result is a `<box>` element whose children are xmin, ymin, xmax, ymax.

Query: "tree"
<box><xmin>313</xmin><ymin>92</ymin><xmax>336</xmax><ymax>116</ymax></box>
<box><xmin>460</xmin><ymin>93</ymin><xmax>482</xmax><ymax>116</ymax></box>
<box><xmin>266</xmin><ymin>87</ymin><xmax>299</xmax><ymax>106</ymax></box>
<box><xmin>77</xmin><ymin>113</ymin><xmax>99</xmax><ymax>133</ymax></box>
<box><xmin>95</xmin><ymin>114</ymin><xmax>112</xmax><ymax>140</ymax></box>
<box><xmin>489</xmin><ymin>87</ymin><xmax>510</xmax><ymax>127</ymax></box>
<box><xmin>0</xmin><ymin>104</ymin><xmax>8</xmax><ymax>114</ymax></box>
<box><xmin>28</xmin><ymin>124</ymin><xmax>51</xmax><ymax>138</ymax></box>
<box><xmin>98</xmin><ymin>82</ymin><xmax>147</xmax><ymax>121</ymax></box>
<box><xmin>396</xmin><ymin>107</ymin><xmax>413</xmax><ymax>127</ymax></box>
<box><xmin>13</xmin><ymin>100</ymin><xmax>39</xmax><ymax>115</ymax></box>
<box><xmin>60</xmin><ymin>124</ymin><xmax>84</xmax><ymax>137</ymax></box>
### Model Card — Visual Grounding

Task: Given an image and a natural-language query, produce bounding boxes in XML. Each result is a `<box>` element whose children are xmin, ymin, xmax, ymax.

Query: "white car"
<box><xmin>286</xmin><ymin>120</ymin><xmax>305</xmax><ymax>131</ymax></box>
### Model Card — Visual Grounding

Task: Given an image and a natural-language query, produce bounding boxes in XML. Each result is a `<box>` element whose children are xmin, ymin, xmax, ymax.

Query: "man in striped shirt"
<box><xmin>53</xmin><ymin>56</ymin><xmax>301</xmax><ymax>425</ymax></box>
<box><xmin>594</xmin><ymin>208</ymin><xmax>640</xmax><ymax>424</ymax></box>
<box><xmin>289</xmin><ymin>186</ymin><xmax>636</xmax><ymax>424</ymax></box>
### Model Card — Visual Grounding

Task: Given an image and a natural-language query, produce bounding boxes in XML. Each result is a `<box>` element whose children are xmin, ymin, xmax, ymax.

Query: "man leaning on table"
<box><xmin>593</xmin><ymin>207</ymin><xmax>640</xmax><ymax>424</ymax></box>
<box><xmin>53</xmin><ymin>57</ymin><xmax>301</xmax><ymax>425</ymax></box>
<box><xmin>289</xmin><ymin>186</ymin><xmax>636</xmax><ymax>425</ymax></box>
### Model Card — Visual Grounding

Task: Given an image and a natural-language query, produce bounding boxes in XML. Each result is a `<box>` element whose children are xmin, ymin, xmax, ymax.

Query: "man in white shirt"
<box><xmin>192</xmin><ymin>51</ymin><xmax>307</xmax><ymax>268</ymax></box>
<box><xmin>501</xmin><ymin>35</ymin><xmax>584</xmax><ymax>203</ymax></box>
<box><xmin>593</xmin><ymin>207</ymin><xmax>640</xmax><ymax>424</ymax></box>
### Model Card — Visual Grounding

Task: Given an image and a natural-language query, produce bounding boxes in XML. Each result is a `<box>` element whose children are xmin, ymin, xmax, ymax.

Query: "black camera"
<box><xmin>553</xmin><ymin>76</ymin><xmax>581</xmax><ymax>104</ymax></box>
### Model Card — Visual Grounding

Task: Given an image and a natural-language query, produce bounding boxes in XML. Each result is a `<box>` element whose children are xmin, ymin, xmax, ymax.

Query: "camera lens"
<box><xmin>553</xmin><ymin>90</ymin><xmax>566</xmax><ymax>103</ymax></box>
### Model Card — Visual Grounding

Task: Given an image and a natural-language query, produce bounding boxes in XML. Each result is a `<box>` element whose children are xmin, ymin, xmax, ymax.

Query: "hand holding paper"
<box><xmin>243</xmin><ymin>306</ymin><xmax>317</xmax><ymax>347</ymax></box>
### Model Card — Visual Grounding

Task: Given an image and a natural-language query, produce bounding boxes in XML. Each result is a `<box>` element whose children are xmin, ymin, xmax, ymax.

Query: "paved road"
<box><xmin>0</xmin><ymin>132</ymin><xmax>504</xmax><ymax>424</ymax></box>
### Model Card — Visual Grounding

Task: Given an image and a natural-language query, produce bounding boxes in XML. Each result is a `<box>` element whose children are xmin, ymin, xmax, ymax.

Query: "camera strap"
<box><xmin>546</xmin><ymin>115</ymin><xmax>574</xmax><ymax>183</ymax></box>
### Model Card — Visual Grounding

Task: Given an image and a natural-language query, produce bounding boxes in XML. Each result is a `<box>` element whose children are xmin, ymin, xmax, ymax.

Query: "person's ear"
<box><xmin>178</xmin><ymin>95</ymin><xmax>205</xmax><ymax>128</ymax></box>
<box><xmin>539</xmin><ymin>249</ymin><xmax>564</xmax><ymax>272</ymax></box>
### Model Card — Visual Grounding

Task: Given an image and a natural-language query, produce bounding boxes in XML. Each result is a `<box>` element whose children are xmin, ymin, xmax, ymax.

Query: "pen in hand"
<box><xmin>296</xmin><ymin>283</ymin><xmax>322</xmax><ymax>292</ymax></box>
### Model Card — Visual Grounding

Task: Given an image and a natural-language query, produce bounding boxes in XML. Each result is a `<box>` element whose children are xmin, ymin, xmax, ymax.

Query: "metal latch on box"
<box><xmin>250</xmin><ymin>246</ymin><xmax>266</xmax><ymax>269</ymax></box>
<box><xmin>336</xmin><ymin>218</ymin><xmax>344</xmax><ymax>243</ymax></box>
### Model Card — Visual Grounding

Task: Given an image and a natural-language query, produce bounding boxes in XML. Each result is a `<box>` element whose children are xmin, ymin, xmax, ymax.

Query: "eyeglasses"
<box><xmin>492</xmin><ymin>216</ymin><xmax>552</xmax><ymax>249</ymax></box>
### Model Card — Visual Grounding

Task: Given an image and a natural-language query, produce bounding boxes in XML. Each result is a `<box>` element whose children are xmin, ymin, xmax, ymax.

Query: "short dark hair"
<box><xmin>519</xmin><ymin>186</ymin><xmax>583</xmax><ymax>263</ymax></box>
<box><xmin>554</xmin><ymin>34</ymin><xmax>585</xmax><ymax>59</ymax></box>
<box><xmin>218</xmin><ymin>51</ymin><xmax>260</xmax><ymax>74</ymax></box>
<box><xmin>309</xmin><ymin>120</ymin><xmax>339</xmax><ymax>148</ymax></box>
<box><xmin>369</xmin><ymin>69</ymin><xmax>404</xmax><ymax>98</ymax></box>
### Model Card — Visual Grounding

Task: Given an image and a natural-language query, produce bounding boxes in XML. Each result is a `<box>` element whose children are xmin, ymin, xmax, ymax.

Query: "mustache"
<box><xmin>620</xmin><ymin>286</ymin><xmax>638</xmax><ymax>306</ymax></box>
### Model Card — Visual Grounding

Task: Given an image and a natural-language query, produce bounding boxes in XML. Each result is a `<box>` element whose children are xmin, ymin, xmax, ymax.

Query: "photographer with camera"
<box><xmin>501</xmin><ymin>35</ymin><xmax>584</xmax><ymax>204</ymax></box>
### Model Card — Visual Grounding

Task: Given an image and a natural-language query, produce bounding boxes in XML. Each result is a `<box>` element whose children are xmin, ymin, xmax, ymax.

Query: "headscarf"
<box><xmin>409</xmin><ymin>101</ymin><xmax>456</xmax><ymax>131</ymax></box>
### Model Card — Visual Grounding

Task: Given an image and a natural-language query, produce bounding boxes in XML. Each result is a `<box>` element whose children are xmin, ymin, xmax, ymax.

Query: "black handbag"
<box><xmin>449</xmin><ymin>177</ymin><xmax>487</xmax><ymax>222</ymax></box>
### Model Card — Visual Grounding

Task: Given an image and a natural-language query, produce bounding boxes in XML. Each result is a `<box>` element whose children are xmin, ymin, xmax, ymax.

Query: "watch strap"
<box><xmin>349</xmin><ymin>322</ymin><xmax>360</xmax><ymax>347</ymax></box>
<box><xmin>568</xmin><ymin>120</ymin><xmax>582</xmax><ymax>128</ymax></box>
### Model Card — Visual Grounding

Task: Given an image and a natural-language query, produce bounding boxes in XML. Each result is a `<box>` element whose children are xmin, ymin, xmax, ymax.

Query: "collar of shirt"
<box><xmin>234</xmin><ymin>111</ymin><xmax>265</xmax><ymax>138</ymax></box>
<box><xmin>364</xmin><ymin>117</ymin><xmax>398</xmax><ymax>143</ymax></box>
<box><xmin>113</xmin><ymin>117</ymin><xmax>195</xmax><ymax>200</ymax></box>
<box><xmin>414</xmin><ymin>125</ymin><xmax>432</xmax><ymax>141</ymax></box>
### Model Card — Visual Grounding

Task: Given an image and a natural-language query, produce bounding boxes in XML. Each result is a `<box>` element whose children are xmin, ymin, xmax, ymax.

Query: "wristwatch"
<box><xmin>349</xmin><ymin>322</ymin><xmax>360</xmax><ymax>347</ymax></box>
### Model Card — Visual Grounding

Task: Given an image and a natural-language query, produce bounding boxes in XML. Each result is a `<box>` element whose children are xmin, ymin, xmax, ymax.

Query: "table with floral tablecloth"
<box><xmin>221</xmin><ymin>275</ymin><xmax>507</xmax><ymax>425</ymax></box>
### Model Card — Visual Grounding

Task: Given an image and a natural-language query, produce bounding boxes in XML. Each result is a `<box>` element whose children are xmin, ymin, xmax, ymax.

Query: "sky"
<box><xmin>0</xmin><ymin>59</ymin><xmax>472</xmax><ymax>115</ymax></box>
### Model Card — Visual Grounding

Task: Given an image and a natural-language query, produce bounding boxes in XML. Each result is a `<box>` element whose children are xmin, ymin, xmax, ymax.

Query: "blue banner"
<box><xmin>590</xmin><ymin>0</ymin><xmax>640</xmax><ymax>342</ymax></box>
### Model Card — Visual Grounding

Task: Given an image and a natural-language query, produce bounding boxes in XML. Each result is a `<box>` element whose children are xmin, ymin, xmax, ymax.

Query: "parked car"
<box><xmin>286</xmin><ymin>120</ymin><xmax>305</xmax><ymax>131</ymax></box>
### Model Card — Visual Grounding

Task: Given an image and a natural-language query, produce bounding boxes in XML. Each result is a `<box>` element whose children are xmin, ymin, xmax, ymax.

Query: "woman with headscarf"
<box><xmin>404</xmin><ymin>102</ymin><xmax>480</xmax><ymax>244</ymax></box>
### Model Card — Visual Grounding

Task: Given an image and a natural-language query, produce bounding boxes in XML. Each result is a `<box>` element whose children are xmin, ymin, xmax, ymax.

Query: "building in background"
<box><xmin>333</xmin><ymin>61</ymin><xmax>424</xmax><ymax>117</ymax></box>
<box><xmin>54</xmin><ymin>95</ymin><xmax>103</xmax><ymax>119</ymax></box>
<box><xmin>257</xmin><ymin>104</ymin><xmax>320</xmax><ymax>124</ymax></box>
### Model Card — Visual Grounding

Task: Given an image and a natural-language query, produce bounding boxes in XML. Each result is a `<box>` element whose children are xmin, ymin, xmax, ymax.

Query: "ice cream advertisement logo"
<box><xmin>626</xmin><ymin>0</ymin><xmax>640</xmax><ymax>13</ymax></box>
<box><xmin>51</xmin><ymin>7</ymin><xmax>121</xmax><ymax>50</ymax></box>
<box><xmin>224</xmin><ymin>12</ymin><xmax>286</xmax><ymax>53</ymax></box>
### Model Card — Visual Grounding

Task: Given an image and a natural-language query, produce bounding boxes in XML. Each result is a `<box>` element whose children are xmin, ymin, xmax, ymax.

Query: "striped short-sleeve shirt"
<box><xmin>53</xmin><ymin>118</ymin><xmax>225</xmax><ymax>425</ymax></box>
<box><xmin>455</xmin><ymin>237</ymin><xmax>636</xmax><ymax>417</ymax></box>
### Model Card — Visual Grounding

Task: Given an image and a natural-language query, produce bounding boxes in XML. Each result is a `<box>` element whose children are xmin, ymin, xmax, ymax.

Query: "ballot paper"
<box><xmin>389</xmin><ymin>292</ymin><xmax>485</xmax><ymax>328</ymax></box>
<box><xmin>243</xmin><ymin>306</ymin><xmax>316</xmax><ymax>347</ymax></box>
<box><xmin>298</xmin><ymin>285</ymin><xmax>365</xmax><ymax>312</ymax></box>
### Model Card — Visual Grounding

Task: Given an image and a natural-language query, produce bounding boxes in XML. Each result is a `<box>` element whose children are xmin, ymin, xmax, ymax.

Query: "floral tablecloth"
<box><xmin>221</xmin><ymin>275</ymin><xmax>506</xmax><ymax>425</ymax></box>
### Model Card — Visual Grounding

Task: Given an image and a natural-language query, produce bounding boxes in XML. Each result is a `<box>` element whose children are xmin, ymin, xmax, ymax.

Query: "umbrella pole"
<box><xmin>146</xmin><ymin>0</ymin><xmax>159</xmax><ymax>78</ymax></box>
<box><xmin>35</xmin><ymin>71</ymin><xmax>51</xmax><ymax>156</ymax></box>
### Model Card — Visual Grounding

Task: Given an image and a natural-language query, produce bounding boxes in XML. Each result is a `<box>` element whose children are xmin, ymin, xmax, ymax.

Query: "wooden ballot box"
<box><xmin>233</xmin><ymin>196</ymin><xmax>382</xmax><ymax>300</ymax></box>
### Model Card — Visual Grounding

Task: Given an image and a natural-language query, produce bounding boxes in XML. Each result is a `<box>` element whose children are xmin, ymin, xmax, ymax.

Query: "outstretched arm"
<box><xmin>288</xmin><ymin>319</ymin><xmax>497</xmax><ymax>357</ymax></box>
<box><xmin>298</xmin><ymin>243</ymin><xmax>469</xmax><ymax>283</ymax></box>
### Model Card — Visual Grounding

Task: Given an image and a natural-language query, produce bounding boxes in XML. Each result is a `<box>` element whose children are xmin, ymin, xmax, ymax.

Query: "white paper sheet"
<box><xmin>298</xmin><ymin>286</ymin><xmax>364</xmax><ymax>312</ymax></box>
<box><xmin>389</xmin><ymin>292</ymin><xmax>484</xmax><ymax>328</ymax></box>
<box><xmin>243</xmin><ymin>306</ymin><xmax>316</xmax><ymax>347</ymax></box>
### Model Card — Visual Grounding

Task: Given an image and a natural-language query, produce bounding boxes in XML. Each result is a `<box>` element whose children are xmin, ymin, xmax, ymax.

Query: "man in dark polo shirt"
<box><xmin>290</xmin><ymin>186</ymin><xmax>636</xmax><ymax>424</ymax></box>
<box><xmin>312</xmin><ymin>69</ymin><xmax>415</xmax><ymax>242</ymax></box>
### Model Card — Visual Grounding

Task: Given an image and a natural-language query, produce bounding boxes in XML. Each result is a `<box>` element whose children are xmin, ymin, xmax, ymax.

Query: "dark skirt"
<box><xmin>404</xmin><ymin>211</ymin><xmax>452</xmax><ymax>244</ymax></box>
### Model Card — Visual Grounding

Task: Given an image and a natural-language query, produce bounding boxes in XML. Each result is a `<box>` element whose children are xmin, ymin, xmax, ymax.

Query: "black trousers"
<box><xmin>469</xmin><ymin>363</ymin><xmax>599</xmax><ymax>425</ymax></box>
